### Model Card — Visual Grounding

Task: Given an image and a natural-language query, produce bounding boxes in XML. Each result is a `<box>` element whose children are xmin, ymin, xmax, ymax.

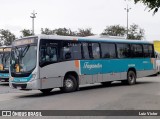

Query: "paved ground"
<box><xmin>0</xmin><ymin>75</ymin><xmax>160</xmax><ymax>119</ymax></box>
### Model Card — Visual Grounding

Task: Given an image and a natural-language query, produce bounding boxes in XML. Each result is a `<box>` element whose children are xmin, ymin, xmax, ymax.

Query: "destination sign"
<box><xmin>12</xmin><ymin>37</ymin><xmax>38</xmax><ymax>46</ymax></box>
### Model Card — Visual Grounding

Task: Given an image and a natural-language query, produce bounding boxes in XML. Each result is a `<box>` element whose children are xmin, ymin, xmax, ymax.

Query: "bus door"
<box><xmin>39</xmin><ymin>40</ymin><xmax>61</xmax><ymax>89</ymax></box>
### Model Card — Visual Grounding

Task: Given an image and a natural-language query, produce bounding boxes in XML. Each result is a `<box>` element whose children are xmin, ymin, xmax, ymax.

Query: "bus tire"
<box><xmin>126</xmin><ymin>70</ymin><xmax>136</xmax><ymax>85</ymax></box>
<box><xmin>40</xmin><ymin>88</ymin><xmax>53</xmax><ymax>94</ymax></box>
<box><xmin>61</xmin><ymin>75</ymin><xmax>77</xmax><ymax>93</ymax></box>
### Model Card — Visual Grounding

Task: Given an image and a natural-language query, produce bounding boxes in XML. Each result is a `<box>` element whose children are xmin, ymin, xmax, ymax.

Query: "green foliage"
<box><xmin>41</xmin><ymin>28</ymin><xmax>76</xmax><ymax>36</ymax></box>
<box><xmin>128</xmin><ymin>24</ymin><xmax>145</xmax><ymax>40</ymax></box>
<box><xmin>20</xmin><ymin>29</ymin><xmax>33</xmax><ymax>37</ymax></box>
<box><xmin>54</xmin><ymin>28</ymin><xmax>76</xmax><ymax>36</ymax></box>
<box><xmin>101</xmin><ymin>25</ymin><xmax>126</xmax><ymax>36</ymax></box>
<box><xmin>134</xmin><ymin>0</ymin><xmax>160</xmax><ymax>14</ymax></box>
<box><xmin>41</xmin><ymin>28</ymin><xmax>55</xmax><ymax>35</ymax></box>
<box><xmin>101</xmin><ymin>24</ymin><xmax>145</xmax><ymax>40</ymax></box>
<box><xmin>41</xmin><ymin>28</ymin><xmax>94</xmax><ymax>37</ymax></box>
<box><xmin>0</xmin><ymin>29</ymin><xmax>15</xmax><ymax>46</ymax></box>
<box><xmin>76</xmin><ymin>28</ymin><xmax>94</xmax><ymax>37</ymax></box>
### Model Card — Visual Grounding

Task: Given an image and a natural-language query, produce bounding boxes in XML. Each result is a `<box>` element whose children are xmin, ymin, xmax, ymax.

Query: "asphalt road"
<box><xmin>0</xmin><ymin>75</ymin><xmax>160</xmax><ymax>119</ymax></box>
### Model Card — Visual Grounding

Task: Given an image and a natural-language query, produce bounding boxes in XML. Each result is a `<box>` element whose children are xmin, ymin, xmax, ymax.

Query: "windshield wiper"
<box><xmin>21</xmin><ymin>45</ymin><xmax>30</xmax><ymax>58</ymax></box>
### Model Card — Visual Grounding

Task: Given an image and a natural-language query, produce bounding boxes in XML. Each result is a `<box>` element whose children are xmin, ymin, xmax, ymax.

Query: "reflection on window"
<box><xmin>91</xmin><ymin>43</ymin><xmax>100</xmax><ymax>59</ymax></box>
<box><xmin>11</xmin><ymin>46</ymin><xmax>37</xmax><ymax>73</ymax></box>
<box><xmin>143</xmin><ymin>45</ymin><xmax>154</xmax><ymax>58</ymax></box>
<box><xmin>62</xmin><ymin>42</ymin><xmax>82</xmax><ymax>60</ymax></box>
<box><xmin>101</xmin><ymin>43</ymin><xmax>116</xmax><ymax>58</ymax></box>
<box><xmin>131</xmin><ymin>44</ymin><xmax>143</xmax><ymax>58</ymax></box>
<box><xmin>82</xmin><ymin>43</ymin><xmax>90</xmax><ymax>59</ymax></box>
<box><xmin>117</xmin><ymin>44</ymin><xmax>130</xmax><ymax>58</ymax></box>
<box><xmin>40</xmin><ymin>47</ymin><xmax>57</xmax><ymax>63</ymax></box>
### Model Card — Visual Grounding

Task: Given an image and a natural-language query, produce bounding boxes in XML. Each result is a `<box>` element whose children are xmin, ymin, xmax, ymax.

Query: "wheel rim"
<box><xmin>129</xmin><ymin>73</ymin><xmax>135</xmax><ymax>83</ymax></box>
<box><xmin>65</xmin><ymin>78</ymin><xmax>73</xmax><ymax>88</ymax></box>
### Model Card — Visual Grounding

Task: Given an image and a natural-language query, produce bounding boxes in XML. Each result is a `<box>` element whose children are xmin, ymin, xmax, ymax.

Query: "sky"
<box><xmin>0</xmin><ymin>0</ymin><xmax>160</xmax><ymax>41</ymax></box>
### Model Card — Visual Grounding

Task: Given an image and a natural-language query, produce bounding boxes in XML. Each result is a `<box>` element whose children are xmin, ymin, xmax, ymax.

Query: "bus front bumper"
<box><xmin>0</xmin><ymin>73</ymin><xmax>9</xmax><ymax>82</ymax></box>
<box><xmin>10</xmin><ymin>79</ymin><xmax>40</xmax><ymax>90</ymax></box>
<box><xmin>0</xmin><ymin>78</ymin><xmax>9</xmax><ymax>82</ymax></box>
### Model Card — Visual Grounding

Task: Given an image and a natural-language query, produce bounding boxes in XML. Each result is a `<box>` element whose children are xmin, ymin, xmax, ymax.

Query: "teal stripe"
<box><xmin>78</xmin><ymin>38</ymin><xmax>151</xmax><ymax>44</ymax></box>
<box><xmin>80</xmin><ymin>58</ymin><xmax>154</xmax><ymax>75</ymax></box>
<box><xmin>0</xmin><ymin>73</ymin><xmax>9</xmax><ymax>78</ymax></box>
<box><xmin>12</xmin><ymin>74</ymin><xmax>32</xmax><ymax>82</ymax></box>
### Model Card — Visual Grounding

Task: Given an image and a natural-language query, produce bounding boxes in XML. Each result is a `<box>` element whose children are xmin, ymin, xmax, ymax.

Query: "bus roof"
<box><xmin>17</xmin><ymin>34</ymin><xmax>153</xmax><ymax>45</ymax></box>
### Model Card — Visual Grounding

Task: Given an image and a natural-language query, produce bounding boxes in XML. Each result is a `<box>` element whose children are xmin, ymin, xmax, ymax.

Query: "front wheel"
<box><xmin>61</xmin><ymin>75</ymin><xmax>78</xmax><ymax>93</ymax></box>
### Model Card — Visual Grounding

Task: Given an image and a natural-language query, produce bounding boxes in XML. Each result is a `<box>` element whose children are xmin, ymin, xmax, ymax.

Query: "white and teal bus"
<box><xmin>0</xmin><ymin>46</ymin><xmax>11</xmax><ymax>82</ymax></box>
<box><xmin>9</xmin><ymin>35</ymin><xmax>156</xmax><ymax>93</ymax></box>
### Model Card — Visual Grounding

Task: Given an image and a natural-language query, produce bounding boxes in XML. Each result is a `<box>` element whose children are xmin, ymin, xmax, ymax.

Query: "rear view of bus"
<box><xmin>9</xmin><ymin>37</ymin><xmax>40</xmax><ymax>89</ymax></box>
<box><xmin>0</xmin><ymin>46</ymin><xmax>11</xmax><ymax>82</ymax></box>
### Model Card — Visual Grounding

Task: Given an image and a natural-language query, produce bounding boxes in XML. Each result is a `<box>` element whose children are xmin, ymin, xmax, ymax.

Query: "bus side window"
<box><xmin>131</xmin><ymin>44</ymin><xmax>143</xmax><ymax>58</ymax></box>
<box><xmin>40</xmin><ymin>46</ymin><xmax>57</xmax><ymax>63</ymax></box>
<box><xmin>91</xmin><ymin>43</ymin><xmax>100</xmax><ymax>59</ymax></box>
<box><xmin>40</xmin><ymin>47</ymin><xmax>46</xmax><ymax>63</ymax></box>
<box><xmin>62</xmin><ymin>41</ymin><xmax>82</xmax><ymax>60</ymax></box>
<box><xmin>49</xmin><ymin>47</ymin><xmax>58</xmax><ymax>62</ymax></box>
<box><xmin>148</xmin><ymin>45</ymin><xmax>154</xmax><ymax>58</ymax></box>
<box><xmin>62</xmin><ymin>44</ymin><xmax>72</xmax><ymax>60</ymax></box>
<box><xmin>143</xmin><ymin>44</ymin><xmax>154</xmax><ymax>58</ymax></box>
<box><xmin>82</xmin><ymin>43</ymin><xmax>90</xmax><ymax>59</ymax></box>
<box><xmin>101</xmin><ymin>43</ymin><xmax>116</xmax><ymax>58</ymax></box>
<box><xmin>117</xmin><ymin>44</ymin><xmax>130</xmax><ymax>58</ymax></box>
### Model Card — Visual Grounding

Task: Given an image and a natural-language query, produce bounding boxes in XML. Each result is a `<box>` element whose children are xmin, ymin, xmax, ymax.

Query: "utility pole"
<box><xmin>30</xmin><ymin>11</ymin><xmax>37</xmax><ymax>35</ymax></box>
<box><xmin>124</xmin><ymin>3</ymin><xmax>131</xmax><ymax>39</ymax></box>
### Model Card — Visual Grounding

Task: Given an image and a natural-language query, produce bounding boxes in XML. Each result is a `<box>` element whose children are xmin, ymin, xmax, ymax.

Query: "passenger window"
<box><xmin>131</xmin><ymin>44</ymin><xmax>143</xmax><ymax>58</ymax></box>
<box><xmin>91</xmin><ymin>43</ymin><xmax>100</xmax><ymax>59</ymax></box>
<box><xmin>62</xmin><ymin>42</ymin><xmax>82</xmax><ymax>60</ymax></box>
<box><xmin>101</xmin><ymin>43</ymin><xmax>116</xmax><ymax>58</ymax></box>
<box><xmin>117</xmin><ymin>44</ymin><xmax>130</xmax><ymax>58</ymax></box>
<box><xmin>40</xmin><ymin>46</ymin><xmax>58</xmax><ymax>63</ymax></box>
<box><xmin>82</xmin><ymin>43</ymin><xmax>90</xmax><ymax>59</ymax></box>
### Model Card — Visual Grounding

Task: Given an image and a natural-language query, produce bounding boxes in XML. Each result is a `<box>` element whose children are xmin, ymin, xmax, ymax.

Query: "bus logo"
<box><xmin>83</xmin><ymin>62</ymin><xmax>102</xmax><ymax>70</ymax></box>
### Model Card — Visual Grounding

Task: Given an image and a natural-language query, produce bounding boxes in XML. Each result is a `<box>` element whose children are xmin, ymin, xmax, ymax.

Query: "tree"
<box><xmin>41</xmin><ymin>28</ymin><xmax>55</xmax><ymax>35</ymax></box>
<box><xmin>101</xmin><ymin>24</ymin><xmax>145</xmax><ymax>40</ymax></box>
<box><xmin>101</xmin><ymin>25</ymin><xmax>126</xmax><ymax>36</ymax></box>
<box><xmin>41</xmin><ymin>28</ymin><xmax>76</xmax><ymax>36</ymax></box>
<box><xmin>128</xmin><ymin>24</ymin><xmax>145</xmax><ymax>40</ymax></box>
<box><xmin>76</xmin><ymin>28</ymin><xmax>94</xmax><ymax>37</ymax></box>
<box><xmin>134</xmin><ymin>0</ymin><xmax>160</xmax><ymax>14</ymax></box>
<box><xmin>0</xmin><ymin>29</ymin><xmax>16</xmax><ymax>46</ymax></box>
<box><xmin>54</xmin><ymin>28</ymin><xmax>76</xmax><ymax>36</ymax></box>
<box><xmin>20</xmin><ymin>29</ymin><xmax>32</xmax><ymax>37</ymax></box>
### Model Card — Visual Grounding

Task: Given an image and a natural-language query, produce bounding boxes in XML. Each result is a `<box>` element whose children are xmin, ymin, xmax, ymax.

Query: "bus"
<box><xmin>0</xmin><ymin>46</ymin><xmax>11</xmax><ymax>82</ymax></box>
<box><xmin>9</xmin><ymin>35</ymin><xmax>156</xmax><ymax>93</ymax></box>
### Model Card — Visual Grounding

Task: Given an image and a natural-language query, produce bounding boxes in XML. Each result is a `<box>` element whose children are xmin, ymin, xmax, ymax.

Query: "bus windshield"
<box><xmin>3</xmin><ymin>52</ymin><xmax>10</xmax><ymax>70</ymax></box>
<box><xmin>10</xmin><ymin>45</ymin><xmax>37</xmax><ymax>73</ymax></box>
